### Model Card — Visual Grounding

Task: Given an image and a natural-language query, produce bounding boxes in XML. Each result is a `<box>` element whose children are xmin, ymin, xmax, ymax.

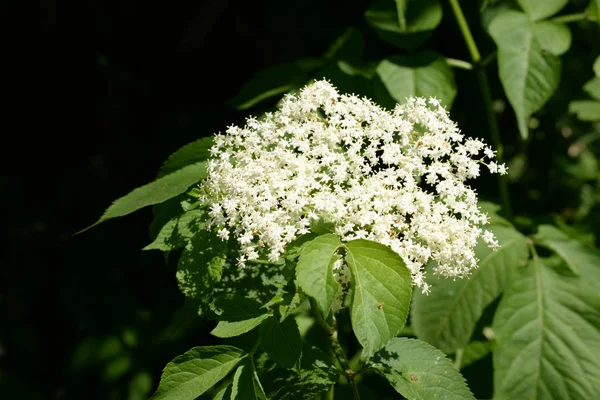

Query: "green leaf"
<box><xmin>315</xmin><ymin>61</ymin><xmax>374</xmax><ymax>99</ymax></box>
<box><xmin>517</xmin><ymin>0</ymin><xmax>567</xmax><ymax>21</ymax></box>
<box><xmin>296</xmin><ymin>234</ymin><xmax>342</xmax><ymax>318</ymax></box>
<box><xmin>569</xmin><ymin>100</ymin><xmax>600</xmax><ymax>121</ymax></box>
<box><xmin>365</xmin><ymin>0</ymin><xmax>442</xmax><ymax>51</ymax></box>
<box><xmin>81</xmin><ymin>162</ymin><xmax>207</xmax><ymax>232</ymax></box>
<box><xmin>228</xmin><ymin>62</ymin><xmax>321</xmax><ymax>110</ymax></box>
<box><xmin>594</xmin><ymin>55</ymin><xmax>600</xmax><ymax>77</ymax></box>
<box><xmin>259</xmin><ymin>316</ymin><xmax>302</xmax><ymax>369</ymax></box>
<box><xmin>370</xmin><ymin>337</ymin><xmax>475</xmax><ymax>400</ymax></box>
<box><xmin>158</xmin><ymin>137</ymin><xmax>214</xmax><ymax>178</ymax></box>
<box><xmin>478</xmin><ymin>201</ymin><xmax>511</xmax><ymax>226</ymax></box>
<box><xmin>533</xmin><ymin>21</ymin><xmax>571</xmax><ymax>56</ymax></box>
<box><xmin>489</xmin><ymin>10</ymin><xmax>562</xmax><ymax>139</ymax></box>
<box><xmin>533</xmin><ymin>224</ymin><xmax>600</xmax><ymax>277</ymax></box>
<box><xmin>224</xmin><ymin>359</ymin><xmax>267</xmax><ymax>400</ymax></box>
<box><xmin>460</xmin><ymin>341</ymin><xmax>493</xmax><ymax>370</ymax></box>
<box><xmin>149</xmin><ymin>346</ymin><xmax>245</xmax><ymax>400</ymax></box>
<box><xmin>492</xmin><ymin>257</ymin><xmax>600</xmax><ymax>399</ymax></box>
<box><xmin>176</xmin><ymin>231</ymin><xmax>228</xmax><ymax>300</ymax></box>
<box><xmin>344</xmin><ymin>239</ymin><xmax>413</xmax><ymax>358</ymax></box>
<box><xmin>269</xmin><ymin>344</ymin><xmax>339</xmax><ymax>400</ymax></box>
<box><xmin>584</xmin><ymin>77</ymin><xmax>600</xmax><ymax>101</ymax></box>
<box><xmin>395</xmin><ymin>0</ymin><xmax>408</xmax><ymax>31</ymax></box>
<box><xmin>144</xmin><ymin>209</ymin><xmax>206</xmax><ymax>251</ymax></box>
<box><xmin>374</xmin><ymin>51</ymin><xmax>457</xmax><ymax>109</ymax></box>
<box><xmin>210</xmin><ymin>295</ymin><xmax>271</xmax><ymax>338</ymax></box>
<box><xmin>411</xmin><ymin>225</ymin><xmax>530</xmax><ymax>353</ymax></box>
<box><xmin>323</xmin><ymin>27</ymin><xmax>365</xmax><ymax>64</ymax></box>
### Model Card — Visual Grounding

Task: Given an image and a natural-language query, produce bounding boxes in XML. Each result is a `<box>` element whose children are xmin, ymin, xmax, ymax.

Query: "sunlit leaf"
<box><xmin>516</xmin><ymin>0</ymin><xmax>567</xmax><ymax>21</ymax></box>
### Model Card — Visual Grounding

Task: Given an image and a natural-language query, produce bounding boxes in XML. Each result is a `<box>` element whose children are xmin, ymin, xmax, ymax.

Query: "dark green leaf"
<box><xmin>489</xmin><ymin>10</ymin><xmax>562</xmax><ymax>139</ymax></box>
<box><xmin>158</xmin><ymin>137</ymin><xmax>214</xmax><ymax>178</ymax></box>
<box><xmin>296</xmin><ymin>234</ymin><xmax>342</xmax><ymax>318</ymax></box>
<box><xmin>344</xmin><ymin>239</ymin><xmax>412</xmax><ymax>357</ymax></box>
<box><xmin>149</xmin><ymin>346</ymin><xmax>245</xmax><ymax>400</ymax></box>
<box><xmin>411</xmin><ymin>225</ymin><xmax>529</xmax><ymax>353</ymax></box>
<box><xmin>323</xmin><ymin>27</ymin><xmax>365</xmax><ymax>64</ymax></box>
<box><xmin>395</xmin><ymin>0</ymin><xmax>408</xmax><ymax>31</ymax></box>
<box><xmin>81</xmin><ymin>162</ymin><xmax>207</xmax><ymax>232</ymax></box>
<box><xmin>224</xmin><ymin>359</ymin><xmax>267</xmax><ymax>400</ymax></box>
<box><xmin>259</xmin><ymin>316</ymin><xmax>302</xmax><ymax>369</ymax></box>
<box><xmin>365</xmin><ymin>0</ymin><xmax>442</xmax><ymax>50</ymax></box>
<box><xmin>374</xmin><ymin>51</ymin><xmax>456</xmax><ymax>108</ymax></box>
<box><xmin>533</xmin><ymin>224</ymin><xmax>600</xmax><ymax>277</ymax></box>
<box><xmin>228</xmin><ymin>62</ymin><xmax>321</xmax><ymax>110</ymax></box>
<box><xmin>460</xmin><ymin>341</ymin><xmax>492</xmax><ymax>370</ymax></box>
<box><xmin>517</xmin><ymin>0</ymin><xmax>567</xmax><ymax>21</ymax></box>
<box><xmin>177</xmin><ymin>231</ymin><xmax>228</xmax><ymax>300</ymax></box>
<box><xmin>594</xmin><ymin>55</ymin><xmax>600</xmax><ymax>77</ymax></box>
<box><xmin>492</xmin><ymin>257</ymin><xmax>600</xmax><ymax>399</ymax></box>
<box><xmin>370</xmin><ymin>337</ymin><xmax>474</xmax><ymax>400</ymax></box>
<box><xmin>144</xmin><ymin>209</ymin><xmax>206</xmax><ymax>251</ymax></box>
<box><xmin>210</xmin><ymin>295</ymin><xmax>271</xmax><ymax>338</ymax></box>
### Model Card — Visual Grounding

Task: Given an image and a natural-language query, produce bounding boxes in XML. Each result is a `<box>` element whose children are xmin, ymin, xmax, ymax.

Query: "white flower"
<box><xmin>201</xmin><ymin>80</ymin><xmax>506</xmax><ymax>292</ymax></box>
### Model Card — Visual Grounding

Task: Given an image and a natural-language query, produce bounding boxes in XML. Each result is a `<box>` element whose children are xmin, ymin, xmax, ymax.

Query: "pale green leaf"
<box><xmin>81</xmin><ymin>162</ymin><xmax>207</xmax><ymax>232</ymax></box>
<box><xmin>259</xmin><ymin>316</ymin><xmax>302</xmax><ymax>369</ymax></box>
<box><xmin>517</xmin><ymin>0</ymin><xmax>567</xmax><ymax>21</ymax></box>
<box><xmin>569</xmin><ymin>100</ymin><xmax>600</xmax><ymax>121</ymax></box>
<box><xmin>296</xmin><ymin>234</ymin><xmax>342</xmax><ymax>317</ymax></box>
<box><xmin>365</xmin><ymin>0</ymin><xmax>442</xmax><ymax>50</ymax></box>
<box><xmin>149</xmin><ymin>346</ymin><xmax>245</xmax><ymax>400</ymax></box>
<box><xmin>210</xmin><ymin>295</ymin><xmax>271</xmax><ymax>338</ymax></box>
<box><xmin>533</xmin><ymin>21</ymin><xmax>571</xmax><ymax>56</ymax></box>
<box><xmin>411</xmin><ymin>225</ymin><xmax>529</xmax><ymax>353</ymax></box>
<box><xmin>144</xmin><ymin>209</ymin><xmax>206</xmax><ymax>251</ymax></box>
<box><xmin>344</xmin><ymin>240</ymin><xmax>413</xmax><ymax>357</ymax></box>
<box><xmin>176</xmin><ymin>231</ymin><xmax>228</xmax><ymax>300</ymax></box>
<box><xmin>489</xmin><ymin>10</ymin><xmax>561</xmax><ymax>139</ymax></box>
<box><xmin>158</xmin><ymin>137</ymin><xmax>214</xmax><ymax>178</ymax></box>
<box><xmin>492</xmin><ymin>257</ymin><xmax>600</xmax><ymax>399</ymax></box>
<box><xmin>370</xmin><ymin>337</ymin><xmax>475</xmax><ymax>400</ymax></box>
<box><xmin>374</xmin><ymin>51</ymin><xmax>456</xmax><ymax>108</ymax></box>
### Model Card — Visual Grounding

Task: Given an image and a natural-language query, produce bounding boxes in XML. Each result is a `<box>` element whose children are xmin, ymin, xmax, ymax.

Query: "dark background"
<box><xmin>3</xmin><ymin>0</ymin><xmax>599</xmax><ymax>399</ymax></box>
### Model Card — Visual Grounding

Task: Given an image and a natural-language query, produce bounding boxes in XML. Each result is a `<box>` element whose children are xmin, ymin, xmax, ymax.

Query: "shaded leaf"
<box><xmin>144</xmin><ymin>209</ymin><xmax>206</xmax><ymax>251</ymax></box>
<box><xmin>584</xmin><ymin>77</ymin><xmax>600</xmax><ymax>101</ymax></box>
<box><xmin>489</xmin><ymin>10</ymin><xmax>562</xmax><ymax>139</ymax></box>
<box><xmin>323</xmin><ymin>27</ymin><xmax>365</xmax><ymax>64</ymax></box>
<box><xmin>370</xmin><ymin>337</ymin><xmax>474</xmax><ymax>400</ymax></box>
<box><xmin>149</xmin><ymin>346</ymin><xmax>245</xmax><ymax>400</ymax></box>
<box><xmin>374</xmin><ymin>51</ymin><xmax>456</xmax><ymax>108</ymax></box>
<box><xmin>296</xmin><ymin>234</ymin><xmax>342</xmax><ymax>317</ymax></box>
<box><xmin>365</xmin><ymin>0</ymin><xmax>442</xmax><ymax>51</ymax></box>
<box><xmin>411</xmin><ymin>225</ymin><xmax>529</xmax><ymax>353</ymax></box>
<box><xmin>492</xmin><ymin>257</ymin><xmax>600</xmax><ymax>399</ymax></box>
<box><xmin>228</xmin><ymin>62</ymin><xmax>321</xmax><ymax>110</ymax></box>
<box><xmin>224</xmin><ymin>359</ymin><xmax>267</xmax><ymax>400</ymax></box>
<box><xmin>259</xmin><ymin>316</ymin><xmax>302</xmax><ymax>369</ymax></box>
<box><xmin>176</xmin><ymin>231</ymin><xmax>228</xmax><ymax>300</ymax></box>
<box><xmin>460</xmin><ymin>341</ymin><xmax>493</xmax><ymax>370</ymax></box>
<box><xmin>344</xmin><ymin>240</ymin><xmax>412</xmax><ymax>358</ymax></box>
<box><xmin>211</xmin><ymin>295</ymin><xmax>271</xmax><ymax>338</ymax></box>
<box><xmin>594</xmin><ymin>55</ymin><xmax>600</xmax><ymax>77</ymax></box>
<box><xmin>81</xmin><ymin>162</ymin><xmax>207</xmax><ymax>232</ymax></box>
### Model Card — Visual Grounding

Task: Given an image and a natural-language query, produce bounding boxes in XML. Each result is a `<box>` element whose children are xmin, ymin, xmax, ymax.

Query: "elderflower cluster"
<box><xmin>201</xmin><ymin>80</ymin><xmax>506</xmax><ymax>293</ymax></box>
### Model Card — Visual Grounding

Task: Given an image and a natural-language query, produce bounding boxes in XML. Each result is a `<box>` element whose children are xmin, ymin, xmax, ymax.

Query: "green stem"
<box><xmin>550</xmin><ymin>12</ymin><xmax>597</xmax><ymax>24</ymax></box>
<box><xmin>448</xmin><ymin>0</ymin><xmax>512</xmax><ymax>219</ymax></box>
<box><xmin>309</xmin><ymin>298</ymin><xmax>360</xmax><ymax>400</ymax></box>
<box><xmin>454</xmin><ymin>348</ymin><xmax>464</xmax><ymax>370</ymax></box>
